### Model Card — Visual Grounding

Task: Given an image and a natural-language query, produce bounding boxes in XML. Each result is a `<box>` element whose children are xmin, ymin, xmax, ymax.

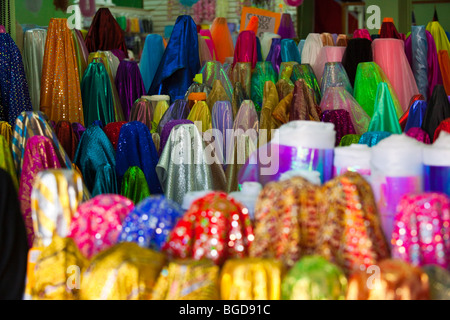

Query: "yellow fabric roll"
<box><xmin>187</xmin><ymin>101</ymin><xmax>212</xmax><ymax>133</ymax></box>
<box><xmin>153</xmin><ymin>100</ymin><xmax>170</xmax><ymax>128</ymax></box>
<box><xmin>259</xmin><ymin>81</ymin><xmax>280</xmax><ymax>145</ymax></box>
<box><xmin>0</xmin><ymin>121</ymin><xmax>12</xmax><ymax>145</ymax></box>
<box><xmin>206</xmin><ymin>80</ymin><xmax>230</xmax><ymax>113</ymax></box>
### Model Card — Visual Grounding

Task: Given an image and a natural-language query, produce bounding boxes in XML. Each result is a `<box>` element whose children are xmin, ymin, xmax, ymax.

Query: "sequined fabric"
<box><xmin>40</xmin><ymin>19</ymin><xmax>84</xmax><ymax>125</ymax></box>
<box><xmin>321</xmin><ymin>110</ymin><xmax>356</xmax><ymax>146</ymax></box>
<box><xmin>321</xmin><ymin>62</ymin><xmax>353</xmax><ymax>96</ymax></box>
<box><xmin>120</xmin><ymin>166</ymin><xmax>151</xmax><ymax>204</ymax></box>
<box><xmin>162</xmin><ymin>192</ymin><xmax>254</xmax><ymax>265</ymax></box>
<box><xmin>406</xmin><ymin>127</ymin><xmax>431</xmax><ymax>144</ymax></box>
<box><xmin>119</xmin><ymin>195</ymin><xmax>184</xmax><ymax>250</ymax></box>
<box><xmin>358</xmin><ymin>131</ymin><xmax>392</xmax><ymax>147</ymax></box>
<box><xmin>68</xmin><ymin>194</ymin><xmax>134</xmax><ymax>259</ymax></box>
<box><xmin>103</xmin><ymin>121</ymin><xmax>127</xmax><ymax>151</ymax></box>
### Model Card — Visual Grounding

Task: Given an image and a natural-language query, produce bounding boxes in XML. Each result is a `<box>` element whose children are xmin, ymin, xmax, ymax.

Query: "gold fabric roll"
<box><xmin>260</xmin><ymin>81</ymin><xmax>279</xmax><ymax>145</ymax></box>
<box><xmin>206</xmin><ymin>80</ymin><xmax>230</xmax><ymax>113</ymax></box>
<box><xmin>0</xmin><ymin>121</ymin><xmax>12</xmax><ymax>145</ymax></box>
<box><xmin>272</xmin><ymin>92</ymin><xmax>293</xmax><ymax>126</ymax></box>
<box><xmin>187</xmin><ymin>101</ymin><xmax>212</xmax><ymax>133</ymax></box>
<box><xmin>276</xmin><ymin>78</ymin><xmax>294</xmax><ymax>101</ymax></box>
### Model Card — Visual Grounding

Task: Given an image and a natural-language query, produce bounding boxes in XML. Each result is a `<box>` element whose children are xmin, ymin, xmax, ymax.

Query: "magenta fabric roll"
<box><xmin>405</xmin><ymin>127</ymin><xmax>431</xmax><ymax>144</ymax></box>
<box><xmin>0</xmin><ymin>25</ymin><xmax>5</xmax><ymax>33</ymax></box>
<box><xmin>392</xmin><ymin>193</ymin><xmax>450</xmax><ymax>269</ymax></box>
<box><xmin>321</xmin><ymin>109</ymin><xmax>356</xmax><ymax>146</ymax></box>
<box><xmin>18</xmin><ymin>136</ymin><xmax>62</xmax><ymax>247</ymax></box>
<box><xmin>353</xmin><ymin>29</ymin><xmax>372</xmax><ymax>41</ymax></box>
<box><xmin>199</xmin><ymin>29</ymin><xmax>217</xmax><ymax>60</ymax></box>
<box><xmin>233</xmin><ymin>31</ymin><xmax>258</xmax><ymax>69</ymax></box>
<box><xmin>68</xmin><ymin>194</ymin><xmax>134</xmax><ymax>259</ymax></box>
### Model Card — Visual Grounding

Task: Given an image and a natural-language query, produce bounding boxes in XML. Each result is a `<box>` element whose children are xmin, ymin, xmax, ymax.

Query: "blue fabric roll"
<box><xmin>411</xmin><ymin>26</ymin><xmax>429</xmax><ymax>100</ymax></box>
<box><xmin>281</xmin><ymin>38</ymin><xmax>302</xmax><ymax>64</ymax></box>
<box><xmin>404</xmin><ymin>100</ymin><xmax>428</xmax><ymax>132</ymax></box>
<box><xmin>358</xmin><ymin>131</ymin><xmax>392</xmax><ymax>147</ymax></box>
<box><xmin>140</xmin><ymin>34</ymin><xmax>165</xmax><ymax>93</ymax></box>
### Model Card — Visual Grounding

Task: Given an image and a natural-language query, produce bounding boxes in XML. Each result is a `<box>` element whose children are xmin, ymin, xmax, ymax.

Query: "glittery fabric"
<box><xmin>115</xmin><ymin>60</ymin><xmax>146</xmax><ymax>121</ymax></box>
<box><xmin>199</xmin><ymin>35</ymin><xmax>213</xmax><ymax>65</ymax></box>
<box><xmin>185</xmin><ymin>86</ymin><xmax>210</xmax><ymax>103</ymax></box>
<box><xmin>187</xmin><ymin>101</ymin><xmax>212</xmax><ymax>133</ymax></box>
<box><xmin>68</xmin><ymin>194</ymin><xmax>134</xmax><ymax>259</ymax></box>
<box><xmin>231</xmin><ymin>81</ymin><xmax>249</xmax><ymax>118</ymax></box>
<box><xmin>0</xmin><ymin>33</ymin><xmax>32</xmax><ymax>126</ymax></box>
<box><xmin>313</xmin><ymin>46</ymin><xmax>346</xmax><ymax>85</ymax></box>
<box><xmin>290</xmin><ymin>79</ymin><xmax>321</xmax><ymax>122</ymax></box>
<box><xmin>152</xmin><ymin>259</ymin><xmax>220</xmax><ymax>300</ymax></box>
<box><xmin>220</xmin><ymin>258</ymin><xmax>284</xmax><ymax>300</ymax></box>
<box><xmin>321</xmin><ymin>110</ymin><xmax>356</xmax><ymax>146</ymax></box>
<box><xmin>206</xmin><ymin>80</ymin><xmax>230</xmax><ymax>114</ymax></box>
<box><xmin>276</xmin><ymin>78</ymin><xmax>294</xmax><ymax>102</ymax></box>
<box><xmin>156</xmin><ymin>99</ymin><xmax>190</xmax><ymax>135</ymax></box>
<box><xmin>391</xmin><ymin>193</ymin><xmax>450</xmax><ymax>269</ymax></box>
<box><xmin>103</xmin><ymin>121</ymin><xmax>127</xmax><ymax>151</ymax></box>
<box><xmin>72</xmin><ymin>29</ymin><xmax>88</xmax><ymax>86</ymax></box>
<box><xmin>156</xmin><ymin>123</ymin><xmax>215</xmax><ymax>205</ymax></box>
<box><xmin>439</xmin><ymin>50</ymin><xmax>450</xmax><ymax>96</ymax></box>
<box><xmin>367</xmin><ymin>82</ymin><xmax>402</xmax><ymax>134</ymax></box>
<box><xmin>233</xmin><ymin>30</ymin><xmax>257</xmax><ymax>69</ymax></box>
<box><xmin>201</xmin><ymin>61</ymin><xmax>233</xmax><ymax>101</ymax></box>
<box><xmin>291</xmin><ymin>64</ymin><xmax>321</xmax><ymax>104</ymax></box>
<box><xmin>250</xmin><ymin>61</ymin><xmax>278</xmax><ymax>112</ymax></box>
<box><xmin>266</xmin><ymin>38</ymin><xmax>282</xmax><ymax>74</ymax></box>
<box><xmin>281</xmin><ymin>255</ymin><xmax>347</xmax><ymax>300</ymax></box>
<box><xmin>260</xmin><ymin>81</ymin><xmax>279</xmax><ymax>144</ymax></box>
<box><xmin>250</xmin><ymin>177</ymin><xmax>321</xmax><ymax>268</ymax></box>
<box><xmin>54</xmin><ymin>121</ymin><xmax>78</xmax><ymax>161</ymax></box>
<box><xmin>162</xmin><ymin>192</ymin><xmax>254</xmax><ymax>265</ymax></box>
<box><xmin>152</xmin><ymin>133</ymin><xmax>160</xmax><ymax>154</ymax></box>
<box><xmin>116</xmin><ymin>121</ymin><xmax>162</xmax><ymax>195</ymax></box>
<box><xmin>406</xmin><ymin>127</ymin><xmax>431</xmax><ymax>144</ymax></box>
<box><xmin>73</xmin><ymin>125</ymin><xmax>117</xmax><ymax>195</ymax></box>
<box><xmin>315</xmin><ymin>172</ymin><xmax>390</xmax><ymax>276</ymax></box>
<box><xmin>423</xmin><ymin>265</ymin><xmax>450</xmax><ymax>300</ymax></box>
<box><xmin>30</xmin><ymin>169</ymin><xmax>85</xmax><ymax>248</ymax></box>
<box><xmin>19</xmin><ymin>136</ymin><xmax>62</xmax><ymax>247</ymax></box>
<box><xmin>358</xmin><ymin>131</ymin><xmax>391</xmax><ymax>147</ymax></box>
<box><xmin>279</xmin><ymin>62</ymin><xmax>298</xmax><ymax>84</ymax></box>
<box><xmin>233</xmin><ymin>100</ymin><xmax>259</xmax><ymax>138</ymax></box>
<box><xmin>31</xmin><ymin>236</ymin><xmax>88</xmax><ymax>300</ymax></box>
<box><xmin>272</xmin><ymin>93</ymin><xmax>293</xmax><ymax>126</ymax></box>
<box><xmin>129</xmin><ymin>98</ymin><xmax>153</xmax><ymax>132</ymax></box>
<box><xmin>0</xmin><ymin>134</ymin><xmax>18</xmax><ymax>190</ymax></box>
<box><xmin>230</xmin><ymin>62</ymin><xmax>252</xmax><ymax>99</ymax></box>
<box><xmin>119</xmin><ymin>195</ymin><xmax>184</xmax><ymax>250</ymax></box>
<box><xmin>159</xmin><ymin>120</ymin><xmax>193</xmax><ymax>156</ymax></box>
<box><xmin>40</xmin><ymin>18</ymin><xmax>84</xmax><ymax>125</ymax></box>
<box><xmin>80</xmin><ymin>242</ymin><xmax>165</xmax><ymax>300</ymax></box>
<box><xmin>321</xmin><ymin>62</ymin><xmax>353</xmax><ymax>96</ymax></box>
<box><xmin>339</xmin><ymin>134</ymin><xmax>362</xmax><ymax>147</ymax></box>
<box><xmin>23</xmin><ymin>28</ymin><xmax>46</xmax><ymax>111</ymax></box>
<box><xmin>346</xmin><ymin>259</ymin><xmax>430</xmax><ymax>300</ymax></box>
<box><xmin>120</xmin><ymin>166</ymin><xmax>151</xmax><ymax>204</ymax></box>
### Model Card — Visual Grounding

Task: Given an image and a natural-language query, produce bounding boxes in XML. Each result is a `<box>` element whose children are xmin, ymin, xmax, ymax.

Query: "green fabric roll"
<box><xmin>121</xmin><ymin>166</ymin><xmax>151</xmax><ymax>204</ymax></box>
<box><xmin>367</xmin><ymin>82</ymin><xmax>402</xmax><ymax>134</ymax></box>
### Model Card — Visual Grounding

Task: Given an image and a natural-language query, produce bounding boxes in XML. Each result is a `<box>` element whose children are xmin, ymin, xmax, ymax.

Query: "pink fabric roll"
<box><xmin>233</xmin><ymin>30</ymin><xmax>258</xmax><ymax>69</ymax></box>
<box><xmin>372</xmin><ymin>38</ymin><xmax>420</xmax><ymax>113</ymax></box>
<box><xmin>405</xmin><ymin>127</ymin><xmax>431</xmax><ymax>144</ymax></box>
<box><xmin>353</xmin><ymin>29</ymin><xmax>372</xmax><ymax>41</ymax></box>
<box><xmin>199</xmin><ymin>29</ymin><xmax>217</xmax><ymax>61</ymax></box>
<box><xmin>19</xmin><ymin>136</ymin><xmax>62</xmax><ymax>247</ymax></box>
<box><xmin>68</xmin><ymin>194</ymin><xmax>134</xmax><ymax>259</ymax></box>
<box><xmin>392</xmin><ymin>193</ymin><xmax>450</xmax><ymax>269</ymax></box>
<box><xmin>313</xmin><ymin>46</ymin><xmax>346</xmax><ymax>83</ymax></box>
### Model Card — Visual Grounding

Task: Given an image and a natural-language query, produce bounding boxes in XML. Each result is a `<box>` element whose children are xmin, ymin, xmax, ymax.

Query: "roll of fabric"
<box><xmin>266</xmin><ymin>38</ymin><xmax>282</xmax><ymax>74</ymax></box>
<box><xmin>313</xmin><ymin>46</ymin><xmax>346</xmax><ymax>84</ymax></box>
<box><xmin>140</xmin><ymin>34</ymin><xmax>165</xmax><ymax>93</ymax></box>
<box><xmin>260</xmin><ymin>32</ymin><xmax>280</xmax><ymax>61</ymax></box>
<box><xmin>321</xmin><ymin>110</ymin><xmax>356</xmax><ymax>146</ymax></box>
<box><xmin>201</xmin><ymin>61</ymin><xmax>233</xmax><ymax>101</ymax></box>
<box><xmin>129</xmin><ymin>98</ymin><xmax>153</xmax><ymax>132</ymax></box>
<box><xmin>438</xmin><ymin>50</ymin><xmax>450</xmax><ymax>96</ymax></box>
<box><xmin>289</xmin><ymin>79</ymin><xmax>321</xmax><ymax>122</ymax></box>
<box><xmin>0</xmin><ymin>121</ymin><xmax>12</xmax><ymax>145</ymax></box>
<box><xmin>0</xmin><ymin>134</ymin><xmax>18</xmax><ymax>190</ymax></box>
<box><xmin>333</xmin><ymin>144</ymin><xmax>371</xmax><ymax>179</ymax></box>
<box><xmin>71</xmin><ymin>122</ymin><xmax>85</xmax><ymax>142</ymax></box>
<box><xmin>72</xmin><ymin>29</ymin><xmax>89</xmax><ymax>85</ymax></box>
<box><xmin>260</xmin><ymin>81</ymin><xmax>280</xmax><ymax>144</ymax></box>
<box><xmin>339</xmin><ymin>134</ymin><xmax>361</xmax><ymax>147</ymax></box>
<box><xmin>291</xmin><ymin>64</ymin><xmax>321</xmax><ymax>104</ymax></box>
<box><xmin>40</xmin><ymin>19</ymin><xmax>83</xmax><ymax>125</ymax></box>
<box><xmin>80</xmin><ymin>242</ymin><xmax>165</xmax><ymax>300</ymax></box>
<box><xmin>281</xmin><ymin>256</ymin><xmax>347</xmax><ymax>300</ymax></box>
<box><xmin>156</xmin><ymin>99</ymin><xmax>190</xmax><ymax>134</ymax></box>
<box><xmin>367</xmin><ymin>82</ymin><xmax>402</xmax><ymax>134</ymax></box>
<box><xmin>422</xmin><ymin>85</ymin><xmax>450</xmax><ymax>142</ymax></box>
<box><xmin>231</xmin><ymin>81</ymin><xmax>249</xmax><ymax>118</ymax></box>
<box><xmin>68</xmin><ymin>194</ymin><xmax>134</xmax><ymax>259</ymax></box>
<box><xmin>426</xmin><ymin>21</ymin><xmax>450</xmax><ymax>55</ymax></box>
<box><xmin>207</xmin><ymin>80</ymin><xmax>230</xmax><ymax>114</ymax></box>
<box><xmin>379</xmin><ymin>21</ymin><xmax>402</xmax><ymax>39</ymax></box>
<box><xmin>280</xmin><ymin>39</ymin><xmax>301</xmax><ymax>64</ymax></box>
<box><xmin>187</xmin><ymin>101</ymin><xmax>212</xmax><ymax>133</ymax></box>
<box><xmin>370</xmin><ymin>134</ymin><xmax>424</xmax><ymax>242</ymax></box>
<box><xmin>230</xmin><ymin>62</ymin><xmax>252</xmax><ymax>99</ymax></box>
<box><xmin>341</xmin><ymin>38</ymin><xmax>373</xmax><ymax>87</ymax></box>
<box><xmin>228</xmin><ymin>182</ymin><xmax>262</xmax><ymax>220</ymax></box>
<box><xmin>103</xmin><ymin>121</ymin><xmax>127</xmax><ymax>151</ymax></box>
<box><xmin>212</xmin><ymin>101</ymin><xmax>234</xmax><ymax>167</ymax></box>
<box><xmin>152</xmin><ymin>100</ymin><xmax>169</xmax><ymax>129</ymax></box>
<box><xmin>54</xmin><ymin>120</ymin><xmax>78</xmax><ymax>161</ymax></box>
<box><xmin>406</xmin><ymin>127</ymin><xmax>430</xmax><ymax>144</ymax></box>
<box><xmin>423</xmin><ymin>132</ymin><xmax>450</xmax><ymax>196</ymax></box>
<box><xmin>23</xmin><ymin>28</ymin><xmax>46</xmax><ymax>111</ymax></box>
<box><xmin>433</xmin><ymin>118</ymin><xmax>450</xmax><ymax>142</ymax></box>
<box><xmin>409</xmin><ymin>26</ymin><xmax>429</xmax><ymax>100</ymax></box>
<box><xmin>233</xmin><ymin>30</ymin><xmax>257</xmax><ymax>70</ymax></box>
<box><xmin>358</xmin><ymin>131</ymin><xmax>392</xmax><ymax>147</ymax></box>
<box><xmin>321</xmin><ymin>62</ymin><xmax>353</xmax><ymax>96</ymax></box>
<box><xmin>301</xmin><ymin>33</ymin><xmax>323</xmax><ymax>71</ymax></box>
<box><xmin>399</xmin><ymin>94</ymin><xmax>426</xmax><ymax>131</ymax></box>
<box><xmin>119</xmin><ymin>195</ymin><xmax>184</xmax><ymax>250</ymax></box>
<box><xmin>250</xmin><ymin>62</ymin><xmax>278</xmax><ymax>112</ymax></box>
<box><xmin>404</xmin><ymin>100</ymin><xmax>427</xmax><ymax>133</ymax></box>
<box><xmin>159</xmin><ymin>119</ymin><xmax>193</xmax><ymax>156</ymax></box>
<box><xmin>353</xmin><ymin>29</ymin><xmax>372</xmax><ymax>41</ymax></box>
<box><xmin>277</xmin><ymin>13</ymin><xmax>296</xmax><ymax>39</ymax></box>
<box><xmin>120</xmin><ymin>166</ymin><xmax>151</xmax><ymax>205</ymax></box>
<box><xmin>211</xmin><ymin>17</ymin><xmax>234</xmax><ymax>64</ymax></box>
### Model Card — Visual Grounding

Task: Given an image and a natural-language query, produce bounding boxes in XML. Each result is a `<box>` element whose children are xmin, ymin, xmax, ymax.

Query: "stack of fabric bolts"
<box><xmin>1</xmin><ymin>7</ymin><xmax>450</xmax><ymax>300</ymax></box>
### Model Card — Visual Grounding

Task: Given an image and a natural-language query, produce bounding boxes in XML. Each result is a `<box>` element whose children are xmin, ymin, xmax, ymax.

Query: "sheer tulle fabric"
<box><xmin>301</xmin><ymin>33</ymin><xmax>323</xmax><ymax>72</ymax></box>
<box><xmin>211</xmin><ymin>17</ymin><xmax>235</xmax><ymax>64</ymax></box>
<box><xmin>200</xmin><ymin>61</ymin><xmax>234</xmax><ymax>101</ymax></box>
<box><xmin>212</xmin><ymin>101</ymin><xmax>234</xmax><ymax>166</ymax></box>
<box><xmin>198</xmin><ymin>34</ymin><xmax>213</xmax><ymax>67</ymax></box>
<box><xmin>320</xmin><ymin>62</ymin><xmax>353</xmax><ymax>96</ymax></box>
<box><xmin>372</xmin><ymin>38</ymin><xmax>420</xmax><ymax>113</ymax></box>
<box><xmin>281</xmin><ymin>39</ymin><xmax>301</xmax><ymax>64</ymax></box>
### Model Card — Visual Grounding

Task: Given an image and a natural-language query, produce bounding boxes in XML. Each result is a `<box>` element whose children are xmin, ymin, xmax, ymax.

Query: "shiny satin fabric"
<box><xmin>260</xmin><ymin>81</ymin><xmax>280</xmax><ymax>144</ymax></box>
<box><xmin>233</xmin><ymin>30</ymin><xmax>258</xmax><ymax>69</ymax></box>
<box><xmin>81</xmin><ymin>62</ymin><xmax>116</xmax><ymax>127</ymax></box>
<box><xmin>152</xmin><ymin>259</ymin><xmax>220</xmax><ymax>300</ymax></box>
<box><xmin>367</xmin><ymin>82</ymin><xmax>402</xmax><ymax>134</ymax></box>
<box><xmin>353</xmin><ymin>29</ymin><xmax>372</xmax><ymax>41</ymax></box>
<box><xmin>156</xmin><ymin>124</ymin><xmax>215</xmax><ymax>205</ymax></box>
<box><xmin>162</xmin><ymin>192</ymin><xmax>254</xmax><ymax>265</ymax></box>
<box><xmin>207</xmin><ymin>80</ymin><xmax>231</xmax><ymax>114</ymax></box>
<box><xmin>115</xmin><ymin>60</ymin><xmax>146</xmax><ymax>122</ymax></box>
<box><xmin>201</xmin><ymin>61</ymin><xmax>234</xmax><ymax>101</ymax></box>
<box><xmin>379</xmin><ymin>21</ymin><xmax>401</xmax><ymax>39</ymax></box>
<box><xmin>119</xmin><ymin>195</ymin><xmax>184</xmax><ymax>250</ymax></box>
<box><xmin>291</xmin><ymin>64</ymin><xmax>321</xmax><ymax>105</ymax></box>
<box><xmin>73</xmin><ymin>125</ymin><xmax>117</xmax><ymax>195</ymax></box>
<box><xmin>358</xmin><ymin>131</ymin><xmax>392</xmax><ymax>147</ymax></box>
<box><xmin>346</xmin><ymin>259</ymin><xmax>430</xmax><ymax>300</ymax></box>
<box><xmin>72</xmin><ymin>29</ymin><xmax>89</xmax><ymax>85</ymax></box>
<box><xmin>85</xmin><ymin>8</ymin><xmax>128</xmax><ymax>58</ymax></box>
<box><xmin>199</xmin><ymin>29</ymin><xmax>217</xmax><ymax>61</ymax></box>
<box><xmin>211</xmin><ymin>17</ymin><xmax>235</xmax><ymax>64</ymax></box>
<box><xmin>406</xmin><ymin>127</ymin><xmax>431</xmax><ymax>144</ymax></box>
<box><xmin>153</xmin><ymin>100</ymin><xmax>169</xmax><ymax>129</ymax></box>
<box><xmin>23</xmin><ymin>28</ymin><xmax>46</xmax><ymax>111</ymax></box>
<box><xmin>320</xmin><ymin>86</ymin><xmax>370</xmax><ymax>135</ymax></box>
<box><xmin>290</xmin><ymin>79</ymin><xmax>321</xmax><ymax>122</ymax></box>
<box><xmin>129</xmin><ymin>98</ymin><xmax>153</xmax><ymax>132</ymax></box>
<box><xmin>30</xmin><ymin>169</ymin><xmax>84</xmax><ymax>248</ymax></box>
<box><xmin>0</xmin><ymin>32</ymin><xmax>32</xmax><ymax>126</ymax></box>
<box><xmin>260</xmin><ymin>32</ymin><xmax>280</xmax><ymax>61</ymax></box>
<box><xmin>103</xmin><ymin>121</ymin><xmax>127</xmax><ymax>151</ymax></box>
<box><xmin>116</xmin><ymin>121</ymin><xmax>162</xmax><ymax>195</ymax></box>
<box><xmin>212</xmin><ymin>101</ymin><xmax>234</xmax><ymax>167</ymax></box>
<box><xmin>372</xmin><ymin>38</ymin><xmax>420</xmax><ymax>113</ymax></box>
<box><xmin>187</xmin><ymin>101</ymin><xmax>212</xmax><ymax>133</ymax></box>
<box><xmin>159</xmin><ymin>120</ymin><xmax>193</xmax><ymax>156</ymax></box>
<box><xmin>140</xmin><ymin>34</ymin><xmax>165</xmax><ymax>93</ymax></box>
<box><xmin>250</xmin><ymin>62</ymin><xmax>278</xmax><ymax>112</ymax></box>
<box><xmin>0</xmin><ymin>135</ymin><xmax>18</xmax><ymax>190</ymax></box>
<box><xmin>0</xmin><ymin>121</ymin><xmax>12</xmax><ymax>145</ymax></box>
<box><xmin>12</xmin><ymin>111</ymin><xmax>72</xmax><ymax>176</ymax></box>
<box><xmin>80</xmin><ymin>242</ymin><xmax>165</xmax><ymax>300</ymax></box>
<box><xmin>68</xmin><ymin>194</ymin><xmax>134</xmax><ymax>259</ymax></box>
<box><xmin>250</xmin><ymin>176</ymin><xmax>321</xmax><ymax>268</ymax></box>
<box><xmin>422</xmin><ymin>85</ymin><xmax>450</xmax><ymax>142</ymax></box>
<box><xmin>341</xmin><ymin>38</ymin><xmax>373</xmax><ymax>86</ymax></box>
<box><xmin>19</xmin><ymin>136</ymin><xmax>62</xmax><ymax>247</ymax></box>
<box><xmin>321</xmin><ymin>62</ymin><xmax>353</xmax><ymax>96</ymax></box>
<box><xmin>0</xmin><ymin>168</ymin><xmax>28</xmax><ymax>300</ymax></box>
<box><xmin>404</xmin><ymin>100</ymin><xmax>428</xmax><ymax>133</ymax></box>
<box><xmin>31</xmin><ymin>236</ymin><xmax>88</xmax><ymax>300</ymax></box>
<box><xmin>321</xmin><ymin>110</ymin><xmax>356</xmax><ymax>146</ymax></box>
<box><xmin>426</xmin><ymin>21</ymin><xmax>450</xmax><ymax>55</ymax></box>
<box><xmin>439</xmin><ymin>50</ymin><xmax>450</xmax><ymax>96</ymax></box>
<box><xmin>339</xmin><ymin>134</ymin><xmax>362</xmax><ymax>147</ymax></box>
<box><xmin>148</xmin><ymin>15</ymin><xmax>200</xmax><ymax>101</ymax></box>
<box><xmin>156</xmin><ymin>99</ymin><xmax>190</xmax><ymax>135</ymax></box>
<box><xmin>54</xmin><ymin>120</ymin><xmax>78</xmax><ymax>161</ymax></box>
<box><xmin>313</xmin><ymin>46</ymin><xmax>346</xmax><ymax>84</ymax></box>
<box><xmin>282</xmin><ymin>256</ymin><xmax>347</xmax><ymax>300</ymax></box>
<box><xmin>277</xmin><ymin>13</ymin><xmax>296</xmax><ymax>39</ymax></box>
<box><xmin>399</xmin><ymin>94</ymin><xmax>426</xmax><ymax>131</ymax></box>
<box><xmin>72</xmin><ymin>122</ymin><xmax>85</xmax><ymax>141</ymax></box>
<box><xmin>408</xmin><ymin>26</ymin><xmax>429</xmax><ymax>100</ymax></box>
<box><xmin>40</xmin><ymin>18</ymin><xmax>84</xmax><ymax>125</ymax></box>
<box><xmin>301</xmin><ymin>33</ymin><xmax>323</xmax><ymax>72</ymax></box>
<box><xmin>230</xmin><ymin>62</ymin><xmax>252</xmax><ymax>99</ymax></box>
<box><xmin>315</xmin><ymin>172</ymin><xmax>390</xmax><ymax>276</ymax></box>
<box><xmin>220</xmin><ymin>258</ymin><xmax>284</xmax><ymax>300</ymax></box>
<box><xmin>320</xmin><ymin>33</ymin><xmax>334</xmax><ymax>46</ymax></box>
<box><xmin>231</xmin><ymin>81</ymin><xmax>249</xmax><ymax>118</ymax></box>
<box><xmin>336</xmin><ymin>34</ymin><xmax>348</xmax><ymax>47</ymax></box>
<box><xmin>354</xmin><ymin>62</ymin><xmax>402</xmax><ymax>118</ymax></box>
<box><xmin>266</xmin><ymin>38</ymin><xmax>282</xmax><ymax>74</ymax></box>
<box><xmin>280</xmin><ymin>39</ymin><xmax>301</xmax><ymax>64</ymax></box>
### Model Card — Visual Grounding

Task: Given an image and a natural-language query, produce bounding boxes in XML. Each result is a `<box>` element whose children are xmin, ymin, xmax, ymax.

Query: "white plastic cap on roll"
<box><xmin>182</xmin><ymin>190</ymin><xmax>213</xmax><ymax>211</ymax></box>
<box><xmin>423</xmin><ymin>131</ymin><xmax>450</xmax><ymax>166</ymax></box>
<box><xmin>279</xmin><ymin>170</ymin><xmax>322</xmax><ymax>185</ymax></box>
<box><xmin>147</xmin><ymin>95</ymin><xmax>170</xmax><ymax>102</ymax></box>
<box><xmin>334</xmin><ymin>144</ymin><xmax>371</xmax><ymax>170</ymax></box>
<box><xmin>370</xmin><ymin>134</ymin><xmax>424</xmax><ymax>177</ymax></box>
<box><xmin>272</xmin><ymin>121</ymin><xmax>336</xmax><ymax>149</ymax></box>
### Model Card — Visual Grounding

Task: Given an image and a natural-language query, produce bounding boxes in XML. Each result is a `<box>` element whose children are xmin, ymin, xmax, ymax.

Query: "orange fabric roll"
<box><xmin>438</xmin><ymin>50</ymin><xmax>450</xmax><ymax>95</ymax></box>
<box><xmin>246</xmin><ymin>16</ymin><xmax>259</xmax><ymax>35</ymax></box>
<box><xmin>210</xmin><ymin>17</ymin><xmax>235</xmax><ymax>64</ymax></box>
<box><xmin>40</xmin><ymin>18</ymin><xmax>84</xmax><ymax>125</ymax></box>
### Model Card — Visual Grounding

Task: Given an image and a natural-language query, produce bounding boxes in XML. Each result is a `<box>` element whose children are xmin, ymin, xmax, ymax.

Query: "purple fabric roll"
<box><xmin>159</xmin><ymin>119</ymin><xmax>193</xmax><ymax>155</ymax></box>
<box><xmin>277</xmin><ymin>13</ymin><xmax>297</xmax><ymax>39</ymax></box>
<box><xmin>266</xmin><ymin>38</ymin><xmax>282</xmax><ymax>74</ymax></box>
<box><xmin>111</xmin><ymin>49</ymin><xmax>126</xmax><ymax>61</ymax></box>
<box><xmin>72</xmin><ymin>122</ymin><xmax>86</xmax><ymax>141</ymax></box>
<box><xmin>425</xmin><ymin>165</ymin><xmax>450</xmax><ymax>196</ymax></box>
<box><xmin>321</xmin><ymin>109</ymin><xmax>356</xmax><ymax>146</ymax></box>
<box><xmin>115</xmin><ymin>60</ymin><xmax>146</xmax><ymax>122</ymax></box>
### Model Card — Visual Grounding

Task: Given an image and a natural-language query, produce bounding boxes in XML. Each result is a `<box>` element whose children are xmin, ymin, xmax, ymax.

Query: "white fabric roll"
<box><xmin>423</xmin><ymin>131</ymin><xmax>450</xmax><ymax>166</ymax></box>
<box><xmin>300</xmin><ymin>33</ymin><xmax>323</xmax><ymax>71</ymax></box>
<box><xmin>272</xmin><ymin>120</ymin><xmax>336</xmax><ymax>149</ymax></box>
<box><xmin>260</xmin><ymin>32</ymin><xmax>281</xmax><ymax>61</ymax></box>
<box><xmin>334</xmin><ymin>144</ymin><xmax>371</xmax><ymax>171</ymax></box>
